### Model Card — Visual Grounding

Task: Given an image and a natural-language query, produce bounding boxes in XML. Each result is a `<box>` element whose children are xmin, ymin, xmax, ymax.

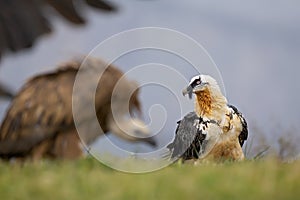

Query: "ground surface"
<box><xmin>0</xmin><ymin>158</ymin><xmax>299</xmax><ymax>200</ymax></box>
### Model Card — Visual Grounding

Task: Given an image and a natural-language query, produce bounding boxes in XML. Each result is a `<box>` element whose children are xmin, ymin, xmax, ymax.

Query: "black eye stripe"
<box><xmin>190</xmin><ymin>78</ymin><xmax>201</xmax><ymax>88</ymax></box>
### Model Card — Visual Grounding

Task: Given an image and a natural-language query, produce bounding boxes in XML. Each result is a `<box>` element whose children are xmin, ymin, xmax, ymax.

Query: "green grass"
<box><xmin>0</xmin><ymin>158</ymin><xmax>299</xmax><ymax>200</ymax></box>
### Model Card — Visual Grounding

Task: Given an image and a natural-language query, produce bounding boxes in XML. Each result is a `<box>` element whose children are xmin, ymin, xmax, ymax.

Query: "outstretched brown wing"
<box><xmin>0</xmin><ymin>0</ymin><xmax>116</xmax><ymax>56</ymax></box>
<box><xmin>0</xmin><ymin>0</ymin><xmax>117</xmax><ymax>98</ymax></box>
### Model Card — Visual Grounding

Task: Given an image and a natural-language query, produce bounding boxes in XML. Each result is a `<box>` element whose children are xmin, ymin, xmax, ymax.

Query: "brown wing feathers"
<box><xmin>0</xmin><ymin>58</ymin><xmax>139</xmax><ymax>160</ymax></box>
<box><xmin>0</xmin><ymin>0</ymin><xmax>116</xmax><ymax>55</ymax></box>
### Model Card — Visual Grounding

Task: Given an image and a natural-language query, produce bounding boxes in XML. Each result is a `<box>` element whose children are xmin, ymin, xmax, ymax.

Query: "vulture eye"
<box><xmin>196</xmin><ymin>80</ymin><xmax>201</xmax><ymax>84</ymax></box>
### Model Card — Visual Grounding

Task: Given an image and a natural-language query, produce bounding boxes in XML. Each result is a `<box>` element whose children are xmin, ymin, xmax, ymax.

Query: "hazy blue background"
<box><xmin>0</xmin><ymin>0</ymin><xmax>299</xmax><ymax>157</ymax></box>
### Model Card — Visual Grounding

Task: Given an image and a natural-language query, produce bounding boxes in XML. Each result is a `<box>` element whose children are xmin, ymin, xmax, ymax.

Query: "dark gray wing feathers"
<box><xmin>228</xmin><ymin>104</ymin><xmax>248</xmax><ymax>147</ymax></box>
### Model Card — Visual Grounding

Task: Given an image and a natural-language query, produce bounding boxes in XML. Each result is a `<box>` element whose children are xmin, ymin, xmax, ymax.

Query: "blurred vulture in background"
<box><xmin>0</xmin><ymin>57</ymin><xmax>155</xmax><ymax>161</ymax></box>
<box><xmin>0</xmin><ymin>0</ymin><xmax>117</xmax><ymax>98</ymax></box>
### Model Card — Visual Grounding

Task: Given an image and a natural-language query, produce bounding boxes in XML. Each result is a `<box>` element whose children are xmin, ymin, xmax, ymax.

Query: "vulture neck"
<box><xmin>194</xmin><ymin>87</ymin><xmax>227</xmax><ymax>120</ymax></box>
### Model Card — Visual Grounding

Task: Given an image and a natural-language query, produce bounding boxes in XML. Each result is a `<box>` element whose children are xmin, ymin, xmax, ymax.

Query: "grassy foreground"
<box><xmin>0</xmin><ymin>158</ymin><xmax>299</xmax><ymax>200</ymax></box>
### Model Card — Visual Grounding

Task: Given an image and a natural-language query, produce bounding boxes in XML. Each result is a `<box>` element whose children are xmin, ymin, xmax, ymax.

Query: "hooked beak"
<box><xmin>182</xmin><ymin>85</ymin><xmax>193</xmax><ymax>99</ymax></box>
<box><xmin>182</xmin><ymin>83</ymin><xmax>208</xmax><ymax>99</ymax></box>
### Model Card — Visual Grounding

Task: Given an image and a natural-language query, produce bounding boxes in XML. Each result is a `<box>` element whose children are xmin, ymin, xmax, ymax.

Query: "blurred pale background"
<box><xmin>0</xmin><ymin>0</ymin><xmax>299</xmax><ymax>157</ymax></box>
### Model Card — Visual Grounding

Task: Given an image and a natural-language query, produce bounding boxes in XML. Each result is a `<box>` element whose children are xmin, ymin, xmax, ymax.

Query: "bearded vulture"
<box><xmin>166</xmin><ymin>75</ymin><xmax>248</xmax><ymax>162</ymax></box>
<box><xmin>0</xmin><ymin>57</ymin><xmax>155</xmax><ymax>161</ymax></box>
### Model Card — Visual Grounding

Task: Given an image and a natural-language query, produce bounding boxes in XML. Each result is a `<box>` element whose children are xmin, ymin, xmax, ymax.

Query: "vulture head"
<box><xmin>182</xmin><ymin>75</ymin><xmax>221</xmax><ymax>98</ymax></box>
<box><xmin>182</xmin><ymin>75</ymin><xmax>227</xmax><ymax>118</ymax></box>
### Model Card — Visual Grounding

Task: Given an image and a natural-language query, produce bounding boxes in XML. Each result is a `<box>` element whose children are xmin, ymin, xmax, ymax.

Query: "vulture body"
<box><xmin>0</xmin><ymin>58</ymin><xmax>154</xmax><ymax>161</ymax></box>
<box><xmin>167</xmin><ymin>75</ymin><xmax>248</xmax><ymax>162</ymax></box>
